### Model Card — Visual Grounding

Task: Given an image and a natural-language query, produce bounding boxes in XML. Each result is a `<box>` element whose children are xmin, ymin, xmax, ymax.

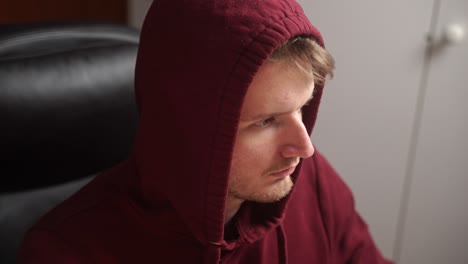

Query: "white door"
<box><xmin>398</xmin><ymin>0</ymin><xmax>468</xmax><ymax>263</ymax></box>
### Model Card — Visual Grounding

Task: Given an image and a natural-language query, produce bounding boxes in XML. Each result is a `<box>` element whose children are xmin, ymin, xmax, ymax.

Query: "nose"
<box><xmin>280</xmin><ymin>118</ymin><xmax>315</xmax><ymax>159</ymax></box>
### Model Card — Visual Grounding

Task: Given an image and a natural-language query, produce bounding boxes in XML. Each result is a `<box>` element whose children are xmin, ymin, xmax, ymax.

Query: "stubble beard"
<box><xmin>228</xmin><ymin>174</ymin><xmax>294</xmax><ymax>203</ymax></box>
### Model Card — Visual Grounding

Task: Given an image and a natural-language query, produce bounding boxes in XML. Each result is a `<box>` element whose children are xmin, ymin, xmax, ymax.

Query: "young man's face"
<box><xmin>228</xmin><ymin>61</ymin><xmax>315</xmax><ymax>203</ymax></box>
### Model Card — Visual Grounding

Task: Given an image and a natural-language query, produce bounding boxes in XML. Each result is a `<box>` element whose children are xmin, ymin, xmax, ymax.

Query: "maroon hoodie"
<box><xmin>19</xmin><ymin>0</ymin><xmax>393</xmax><ymax>263</ymax></box>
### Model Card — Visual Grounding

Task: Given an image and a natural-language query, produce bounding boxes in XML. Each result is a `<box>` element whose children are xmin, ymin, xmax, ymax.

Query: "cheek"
<box><xmin>231</xmin><ymin>143</ymin><xmax>259</xmax><ymax>169</ymax></box>
<box><xmin>229</xmin><ymin>143</ymin><xmax>267</xmax><ymax>190</ymax></box>
<box><xmin>231</xmin><ymin>132</ymin><xmax>277</xmax><ymax>170</ymax></box>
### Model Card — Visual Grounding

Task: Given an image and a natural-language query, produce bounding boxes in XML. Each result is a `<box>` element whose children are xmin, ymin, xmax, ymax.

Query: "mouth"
<box><xmin>269</xmin><ymin>165</ymin><xmax>297</xmax><ymax>178</ymax></box>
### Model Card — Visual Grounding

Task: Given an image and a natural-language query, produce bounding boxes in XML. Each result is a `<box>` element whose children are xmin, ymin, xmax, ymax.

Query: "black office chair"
<box><xmin>0</xmin><ymin>22</ymin><xmax>139</xmax><ymax>263</ymax></box>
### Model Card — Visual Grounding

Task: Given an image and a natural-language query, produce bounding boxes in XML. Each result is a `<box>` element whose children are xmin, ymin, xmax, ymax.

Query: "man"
<box><xmin>19</xmin><ymin>0</ymin><xmax>393</xmax><ymax>263</ymax></box>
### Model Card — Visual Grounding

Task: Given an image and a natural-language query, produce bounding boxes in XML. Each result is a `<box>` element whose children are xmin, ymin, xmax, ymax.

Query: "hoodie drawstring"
<box><xmin>277</xmin><ymin>225</ymin><xmax>288</xmax><ymax>264</ymax></box>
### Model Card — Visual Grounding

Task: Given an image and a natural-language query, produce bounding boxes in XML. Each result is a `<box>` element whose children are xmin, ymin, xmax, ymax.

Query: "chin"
<box><xmin>252</xmin><ymin>176</ymin><xmax>294</xmax><ymax>203</ymax></box>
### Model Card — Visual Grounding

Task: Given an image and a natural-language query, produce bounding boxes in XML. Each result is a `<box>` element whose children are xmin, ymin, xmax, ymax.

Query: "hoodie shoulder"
<box><xmin>305</xmin><ymin>152</ymin><xmax>393</xmax><ymax>263</ymax></box>
<box><xmin>18</xmin><ymin>228</ymin><xmax>83</xmax><ymax>264</ymax></box>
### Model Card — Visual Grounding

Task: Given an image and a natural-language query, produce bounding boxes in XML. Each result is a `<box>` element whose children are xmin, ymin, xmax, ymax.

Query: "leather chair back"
<box><xmin>0</xmin><ymin>22</ymin><xmax>139</xmax><ymax>263</ymax></box>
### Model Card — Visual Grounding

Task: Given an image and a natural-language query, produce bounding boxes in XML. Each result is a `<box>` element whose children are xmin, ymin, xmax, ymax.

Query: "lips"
<box><xmin>269</xmin><ymin>166</ymin><xmax>297</xmax><ymax>178</ymax></box>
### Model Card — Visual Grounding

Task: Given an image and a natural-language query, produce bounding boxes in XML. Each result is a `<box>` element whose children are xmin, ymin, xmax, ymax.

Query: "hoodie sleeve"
<box><xmin>18</xmin><ymin>228</ymin><xmax>82</xmax><ymax>264</ymax></box>
<box><xmin>313</xmin><ymin>152</ymin><xmax>394</xmax><ymax>264</ymax></box>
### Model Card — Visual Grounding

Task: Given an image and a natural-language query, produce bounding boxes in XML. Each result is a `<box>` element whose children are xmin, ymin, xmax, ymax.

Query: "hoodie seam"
<box><xmin>37</xmin><ymin>188</ymin><xmax>123</xmax><ymax>228</ymax></box>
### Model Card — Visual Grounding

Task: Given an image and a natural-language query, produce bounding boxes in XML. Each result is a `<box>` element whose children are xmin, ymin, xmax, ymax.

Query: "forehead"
<box><xmin>240</xmin><ymin>61</ymin><xmax>314</xmax><ymax>118</ymax></box>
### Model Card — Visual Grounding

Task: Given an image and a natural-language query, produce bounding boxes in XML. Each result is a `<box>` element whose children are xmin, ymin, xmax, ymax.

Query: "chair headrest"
<box><xmin>0</xmin><ymin>23</ymin><xmax>140</xmax><ymax>192</ymax></box>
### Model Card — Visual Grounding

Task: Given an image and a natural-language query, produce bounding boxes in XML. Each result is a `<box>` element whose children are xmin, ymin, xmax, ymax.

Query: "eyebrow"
<box><xmin>243</xmin><ymin>95</ymin><xmax>314</xmax><ymax>122</ymax></box>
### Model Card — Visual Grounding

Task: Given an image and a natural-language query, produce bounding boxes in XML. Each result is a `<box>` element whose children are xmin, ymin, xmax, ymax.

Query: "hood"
<box><xmin>132</xmin><ymin>0</ymin><xmax>325</xmax><ymax>249</ymax></box>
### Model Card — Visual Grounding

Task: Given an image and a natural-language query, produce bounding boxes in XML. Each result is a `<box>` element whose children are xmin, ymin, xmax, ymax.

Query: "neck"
<box><xmin>224</xmin><ymin>195</ymin><xmax>244</xmax><ymax>225</ymax></box>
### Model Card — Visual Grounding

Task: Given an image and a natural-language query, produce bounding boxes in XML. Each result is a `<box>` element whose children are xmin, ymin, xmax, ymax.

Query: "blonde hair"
<box><xmin>269</xmin><ymin>36</ymin><xmax>335</xmax><ymax>86</ymax></box>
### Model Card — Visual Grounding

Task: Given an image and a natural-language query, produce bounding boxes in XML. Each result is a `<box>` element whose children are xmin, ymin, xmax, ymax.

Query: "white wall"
<box><xmin>299</xmin><ymin>1</ymin><xmax>435</xmax><ymax>259</ymax></box>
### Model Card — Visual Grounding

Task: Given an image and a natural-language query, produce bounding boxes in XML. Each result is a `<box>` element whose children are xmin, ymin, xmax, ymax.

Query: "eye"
<box><xmin>255</xmin><ymin>117</ymin><xmax>275</xmax><ymax>128</ymax></box>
